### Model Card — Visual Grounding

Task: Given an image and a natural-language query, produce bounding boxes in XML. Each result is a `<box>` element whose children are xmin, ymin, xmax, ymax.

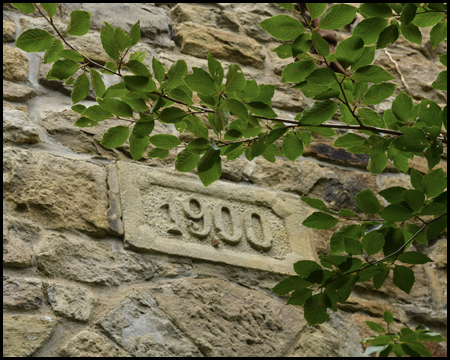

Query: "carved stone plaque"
<box><xmin>116</xmin><ymin>162</ymin><xmax>317</xmax><ymax>275</ymax></box>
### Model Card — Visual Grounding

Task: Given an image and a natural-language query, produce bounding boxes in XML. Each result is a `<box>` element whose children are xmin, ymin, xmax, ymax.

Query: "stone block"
<box><xmin>3</xmin><ymin>80</ymin><xmax>37</xmax><ymax>102</ymax></box>
<box><xmin>3</xmin><ymin>277</ymin><xmax>43</xmax><ymax>310</ymax></box>
<box><xmin>3</xmin><ymin>44</ymin><xmax>29</xmax><ymax>82</ymax></box>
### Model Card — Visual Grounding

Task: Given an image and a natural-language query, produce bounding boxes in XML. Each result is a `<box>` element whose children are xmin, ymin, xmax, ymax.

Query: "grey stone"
<box><xmin>3</xmin><ymin>103</ymin><xmax>41</xmax><ymax>144</ymax></box>
<box><xmin>3</xmin><ymin>277</ymin><xmax>43</xmax><ymax>310</ymax></box>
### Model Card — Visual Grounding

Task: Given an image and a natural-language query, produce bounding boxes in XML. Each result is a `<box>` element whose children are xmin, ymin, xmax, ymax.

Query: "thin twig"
<box><xmin>384</xmin><ymin>48</ymin><xmax>412</xmax><ymax>97</ymax></box>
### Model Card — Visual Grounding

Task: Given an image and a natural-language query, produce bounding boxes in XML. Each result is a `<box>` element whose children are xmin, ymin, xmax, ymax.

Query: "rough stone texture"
<box><xmin>46</xmin><ymin>281</ymin><xmax>97</xmax><ymax>322</ymax></box>
<box><xmin>3</xmin><ymin>314</ymin><xmax>57</xmax><ymax>357</ymax></box>
<box><xmin>3</xmin><ymin>44</ymin><xmax>29</xmax><ymax>82</ymax></box>
<box><xmin>60</xmin><ymin>330</ymin><xmax>132</xmax><ymax>357</ymax></box>
<box><xmin>3</xmin><ymin>18</ymin><xmax>16</xmax><ymax>42</ymax></box>
<box><xmin>3</xmin><ymin>277</ymin><xmax>43</xmax><ymax>310</ymax></box>
<box><xmin>3</xmin><ymin>102</ymin><xmax>41</xmax><ymax>144</ymax></box>
<box><xmin>174</xmin><ymin>22</ymin><xmax>265</xmax><ymax>69</ymax></box>
<box><xmin>3</xmin><ymin>147</ymin><xmax>110</xmax><ymax>235</ymax></box>
<box><xmin>97</xmin><ymin>291</ymin><xmax>202</xmax><ymax>357</ymax></box>
<box><xmin>36</xmin><ymin>232</ymin><xmax>154</xmax><ymax>286</ymax></box>
<box><xmin>3</xmin><ymin>80</ymin><xmax>37</xmax><ymax>102</ymax></box>
<box><xmin>150</xmin><ymin>278</ymin><xmax>305</xmax><ymax>356</ymax></box>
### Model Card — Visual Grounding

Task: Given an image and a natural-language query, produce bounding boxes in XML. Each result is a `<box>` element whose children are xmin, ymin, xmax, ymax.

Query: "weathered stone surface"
<box><xmin>3</xmin><ymin>147</ymin><xmax>110</xmax><ymax>234</ymax></box>
<box><xmin>36</xmin><ymin>232</ymin><xmax>154</xmax><ymax>286</ymax></box>
<box><xmin>3</xmin><ymin>19</ymin><xmax>16</xmax><ymax>42</ymax></box>
<box><xmin>3</xmin><ymin>102</ymin><xmax>41</xmax><ymax>144</ymax></box>
<box><xmin>97</xmin><ymin>291</ymin><xmax>202</xmax><ymax>357</ymax></box>
<box><xmin>174</xmin><ymin>22</ymin><xmax>265</xmax><ymax>68</ymax></box>
<box><xmin>3</xmin><ymin>80</ymin><xmax>37</xmax><ymax>102</ymax></box>
<box><xmin>117</xmin><ymin>163</ymin><xmax>316</xmax><ymax>275</ymax></box>
<box><xmin>3</xmin><ymin>277</ymin><xmax>43</xmax><ymax>310</ymax></box>
<box><xmin>46</xmin><ymin>281</ymin><xmax>97</xmax><ymax>322</ymax></box>
<box><xmin>289</xmin><ymin>311</ymin><xmax>364</xmax><ymax>357</ymax></box>
<box><xmin>3</xmin><ymin>314</ymin><xmax>57</xmax><ymax>357</ymax></box>
<box><xmin>3</xmin><ymin>214</ymin><xmax>35</xmax><ymax>268</ymax></box>
<box><xmin>3</xmin><ymin>44</ymin><xmax>29</xmax><ymax>82</ymax></box>
<box><xmin>309</xmin><ymin>142</ymin><xmax>369</xmax><ymax>169</ymax></box>
<box><xmin>150</xmin><ymin>278</ymin><xmax>305</xmax><ymax>356</ymax></box>
<box><xmin>171</xmin><ymin>4</ymin><xmax>217</xmax><ymax>26</ymax></box>
<box><xmin>61</xmin><ymin>330</ymin><xmax>132</xmax><ymax>357</ymax></box>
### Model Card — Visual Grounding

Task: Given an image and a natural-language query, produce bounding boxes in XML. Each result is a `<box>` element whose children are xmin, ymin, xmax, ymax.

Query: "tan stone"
<box><xmin>3</xmin><ymin>80</ymin><xmax>37</xmax><ymax>102</ymax></box>
<box><xmin>3</xmin><ymin>147</ymin><xmax>110</xmax><ymax>234</ymax></box>
<box><xmin>3</xmin><ymin>103</ymin><xmax>41</xmax><ymax>144</ymax></box>
<box><xmin>171</xmin><ymin>4</ymin><xmax>217</xmax><ymax>26</ymax></box>
<box><xmin>3</xmin><ymin>19</ymin><xmax>16</xmax><ymax>42</ymax></box>
<box><xmin>61</xmin><ymin>330</ymin><xmax>132</xmax><ymax>357</ymax></box>
<box><xmin>174</xmin><ymin>22</ymin><xmax>265</xmax><ymax>68</ymax></box>
<box><xmin>3</xmin><ymin>314</ymin><xmax>57</xmax><ymax>357</ymax></box>
<box><xmin>3</xmin><ymin>277</ymin><xmax>43</xmax><ymax>310</ymax></box>
<box><xmin>36</xmin><ymin>232</ymin><xmax>154</xmax><ymax>286</ymax></box>
<box><xmin>3</xmin><ymin>45</ymin><xmax>29</xmax><ymax>82</ymax></box>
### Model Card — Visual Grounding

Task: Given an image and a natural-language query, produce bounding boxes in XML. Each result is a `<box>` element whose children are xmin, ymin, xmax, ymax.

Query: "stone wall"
<box><xmin>3</xmin><ymin>3</ymin><xmax>447</xmax><ymax>357</ymax></box>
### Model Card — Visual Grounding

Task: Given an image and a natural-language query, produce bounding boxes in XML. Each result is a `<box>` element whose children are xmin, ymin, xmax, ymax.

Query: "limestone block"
<box><xmin>3</xmin><ymin>80</ymin><xmax>37</xmax><ymax>102</ymax></box>
<box><xmin>171</xmin><ymin>4</ymin><xmax>217</xmax><ymax>26</ymax></box>
<box><xmin>61</xmin><ymin>330</ymin><xmax>132</xmax><ymax>357</ymax></box>
<box><xmin>97</xmin><ymin>291</ymin><xmax>202</xmax><ymax>357</ymax></box>
<box><xmin>3</xmin><ymin>44</ymin><xmax>29</xmax><ymax>82</ymax></box>
<box><xmin>36</xmin><ymin>232</ymin><xmax>154</xmax><ymax>286</ymax></box>
<box><xmin>150</xmin><ymin>278</ymin><xmax>305</xmax><ymax>356</ymax></box>
<box><xmin>3</xmin><ymin>19</ymin><xmax>16</xmax><ymax>42</ymax></box>
<box><xmin>3</xmin><ymin>277</ymin><xmax>43</xmax><ymax>310</ymax></box>
<box><xmin>3</xmin><ymin>314</ymin><xmax>57</xmax><ymax>357</ymax></box>
<box><xmin>174</xmin><ymin>22</ymin><xmax>265</xmax><ymax>69</ymax></box>
<box><xmin>3</xmin><ymin>103</ymin><xmax>41</xmax><ymax>144</ymax></box>
<box><xmin>3</xmin><ymin>147</ymin><xmax>110</xmax><ymax>235</ymax></box>
<box><xmin>46</xmin><ymin>281</ymin><xmax>97</xmax><ymax>322</ymax></box>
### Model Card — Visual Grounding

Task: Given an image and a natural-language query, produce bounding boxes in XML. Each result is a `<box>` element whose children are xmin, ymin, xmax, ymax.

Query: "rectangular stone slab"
<box><xmin>116</xmin><ymin>162</ymin><xmax>317</xmax><ymax>275</ymax></box>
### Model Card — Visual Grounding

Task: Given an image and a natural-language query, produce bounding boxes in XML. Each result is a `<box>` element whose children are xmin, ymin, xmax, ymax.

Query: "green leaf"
<box><xmin>132</xmin><ymin>114</ymin><xmax>154</xmax><ymax>138</ymax></box>
<box><xmin>397</xmin><ymin>252</ymin><xmax>433</xmax><ymax>264</ymax></box>
<box><xmin>149</xmin><ymin>134</ymin><xmax>181</xmax><ymax>149</ymax></box>
<box><xmin>399</xmin><ymin>3</ymin><xmax>418</xmax><ymax>25</ymax></box>
<box><xmin>306</xmin><ymin>3</ymin><xmax>327</xmax><ymax>21</ymax></box>
<box><xmin>305</xmin><ymin>68</ymin><xmax>336</xmax><ymax>85</ymax></box>
<box><xmin>362</xmin><ymin>231</ymin><xmax>385</xmax><ymax>255</ymax></box>
<box><xmin>152</xmin><ymin>56</ymin><xmax>166</xmax><ymax>84</ymax></box>
<box><xmin>431</xmin><ymin>70</ymin><xmax>447</xmax><ymax>91</ymax></box>
<box><xmin>383</xmin><ymin>310</ymin><xmax>394</xmax><ymax>325</ymax></box>
<box><xmin>57</xmin><ymin>49</ymin><xmax>83</xmax><ymax>62</ymax></box>
<box><xmin>356</xmin><ymin>189</ymin><xmax>380</xmax><ymax>214</ymax></box>
<box><xmin>66</xmin><ymin>10</ymin><xmax>91</xmax><ymax>36</ymax></box>
<box><xmin>184</xmin><ymin>67</ymin><xmax>218</xmax><ymax>96</ymax></box>
<box><xmin>335</xmin><ymin>36</ymin><xmax>364</xmax><ymax>69</ymax></box>
<box><xmin>82</xmin><ymin>105</ymin><xmax>113</xmax><ymax>121</ymax></box>
<box><xmin>365</xmin><ymin>321</ymin><xmax>386</xmax><ymax>333</ymax></box>
<box><xmin>422</xmin><ymin>168</ymin><xmax>446</xmax><ymax>198</ymax></box>
<box><xmin>100</xmin><ymin>125</ymin><xmax>130</xmax><ymax>149</ymax></box>
<box><xmin>377</xmin><ymin>23</ymin><xmax>400</xmax><ymax>49</ymax></box>
<box><xmin>362</xmin><ymin>83</ymin><xmax>396</xmax><ymax>105</ymax></box>
<box><xmin>393</xmin><ymin>91</ymin><xmax>414</xmax><ymax>123</ymax></box>
<box><xmin>11</xmin><ymin>3</ymin><xmax>36</xmax><ymax>14</ymax></box>
<box><xmin>318</xmin><ymin>4</ymin><xmax>357</xmax><ymax>30</ymax></box>
<box><xmin>198</xmin><ymin>151</ymin><xmax>222</xmax><ymax>187</ymax></box>
<box><xmin>402</xmin><ymin>189</ymin><xmax>425</xmax><ymax>213</ymax></box>
<box><xmin>74</xmin><ymin>117</ymin><xmax>97</xmax><ymax>127</ymax></box>
<box><xmin>164</xmin><ymin>59</ymin><xmax>188</xmax><ymax>90</ymax></box>
<box><xmin>271</xmin><ymin>43</ymin><xmax>293</xmax><ymax>59</ymax></box>
<box><xmin>380</xmin><ymin>204</ymin><xmax>412</xmax><ymax>222</ymax></box>
<box><xmin>252</xmin><ymin>84</ymin><xmax>276</xmax><ymax>103</ymax></box>
<box><xmin>281</xmin><ymin>60</ymin><xmax>316</xmax><ymax>83</ymax></box>
<box><xmin>373</xmin><ymin>268</ymin><xmax>390</xmax><ymax>289</ymax></box>
<box><xmin>393</xmin><ymin>265</ymin><xmax>415</xmax><ymax>294</ymax></box>
<box><xmin>129</xmin><ymin>133</ymin><xmax>150</xmax><ymax>161</ymax></box>
<box><xmin>100</xmin><ymin>27</ymin><xmax>120</xmax><ymax>61</ymax></box>
<box><xmin>185</xmin><ymin>138</ymin><xmax>210</xmax><ymax>155</ymax></box>
<box><xmin>43</xmin><ymin>38</ymin><xmax>64</xmax><ymax>63</ymax></box>
<box><xmin>351</xmin><ymin>45</ymin><xmax>376</xmax><ymax>71</ymax></box>
<box><xmin>224</xmin><ymin>98</ymin><xmax>248</xmax><ymax>122</ymax></box>
<box><xmin>72</xmin><ymin>104</ymin><xmax>86</xmax><ymax>114</ymax></box>
<box><xmin>311</xmin><ymin>30</ymin><xmax>330</xmax><ymax>57</ymax></box>
<box><xmin>167</xmin><ymin>87</ymin><xmax>193</xmax><ymax>106</ymax></box>
<box><xmin>333</xmin><ymin>133</ymin><xmax>366</xmax><ymax>148</ymax></box>
<box><xmin>304</xmin><ymin>293</ymin><xmax>329</xmax><ymax>325</ymax></box>
<box><xmin>301</xmin><ymin>196</ymin><xmax>329</xmax><ymax>212</ymax></box>
<box><xmin>71</xmin><ymin>72</ymin><xmax>90</xmax><ymax>104</ymax></box>
<box><xmin>359</xmin><ymin>3</ymin><xmax>392</xmax><ymax>18</ymax></box>
<box><xmin>419</xmin><ymin>100</ymin><xmax>442</xmax><ymax>127</ymax></box>
<box><xmin>282</xmin><ymin>132</ymin><xmax>303</xmax><ymax>162</ymax></box>
<box><xmin>46</xmin><ymin>59</ymin><xmax>80</xmax><ymax>80</ymax></box>
<box><xmin>207</xmin><ymin>52</ymin><xmax>224</xmax><ymax>85</ymax></box>
<box><xmin>353</xmin><ymin>17</ymin><xmax>388</xmax><ymax>45</ymax></box>
<box><xmin>303</xmin><ymin>212</ymin><xmax>339</xmax><ymax>230</ymax></box>
<box><xmin>400</xmin><ymin>23</ymin><xmax>422</xmax><ymax>45</ymax></box>
<box><xmin>246</xmin><ymin>102</ymin><xmax>277</xmax><ymax>118</ymax></box>
<box><xmin>185</xmin><ymin>115</ymin><xmax>209</xmax><ymax>139</ymax></box>
<box><xmin>293</xmin><ymin>260</ymin><xmax>322</xmax><ymax>278</ymax></box>
<box><xmin>224</xmin><ymin>64</ymin><xmax>246</xmax><ymax>93</ymax></box>
<box><xmin>258</xmin><ymin>14</ymin><xmax>305</xmax><ymax>41</ymax></box>
<box><xmin>15</xmin><ymin>29</ymin><xmax>54</xmax><ymax>52</ymax></box>
<box><xmin>98</xmin><ymin>97</ymin><xmax>133</xmax><ymax>118</ymax></box>
<box><xmin>430</xmin><ymin>20</ymin><xmax>447</xmax><ymax>49</ymax></box>
<box><xmin>147</xmin><ymin>148</ymin><xmax>169</xmax><ymax>159</ymax></box>
<box><xmin>175</xmin><ymin>149</ymin><xmax>200</xmax><ymax>172</ymax></box>
<box><xmin>358</xmin><ymin>108</ymin><xmax>383</xmax><ymax>127</ymax></box>
<box><xmin>126</xmin><ymin>60</ymin><xmax>152</xmax><ymax>77</ymax></box>
<box><xmin>158</xmin><ymin>107</ymin><xmax>187</xmax><ymax>124</ymax></box>
<box><xmin>426</xmin><ymin>214</ymin><xmax>447</xmax><ymax>241</ymax></box>
<box><xmin>272</xmin><ymin>276</ymin><xmax>312</xmax><ymax>295</ymax></box>
<box><xmin>351</xmin><ymin>65</ymin><xmax>395</xmax><ymax>83</ymax></box>
<box><xmin>411</xmin><ymin>8</ymin><xmax>445</xmax><ymax>27</ymax></box>
<box><xmin>129</xmin><ymin>20</ymin><xmax>141</xmax><ymax>46</ymax></box>
<box><xmin>123</xmin><ymin>75</ymin><xmax>157</xmax><ymax>93</ymax></box>
<box><xmin>439</xmin><ymin>54</ymin><xmax>447</xmax><ymax>67</ymax></box>
<box><xmin>299</xmin><ymin>100</ymin><xmax>338</xmax><ymax>125</ymax></box>
<box><xmin>292</xmin><ymin>34</ymin><xmax>312</xmax><ymax>57</ymax></box>
<box><xmin>89</xmin><ymin>68</ymin><xmax>106</xmax><ymax>98</ymax></box>
<box><xmin>287</xmin><ymin>288</ymin><xmax>313</xmax><ymax>306</ymax></box>
<box><xmin>265</xmin><ymin>127</ymin><xmax>288</xmax><ymax>145</ymax></box>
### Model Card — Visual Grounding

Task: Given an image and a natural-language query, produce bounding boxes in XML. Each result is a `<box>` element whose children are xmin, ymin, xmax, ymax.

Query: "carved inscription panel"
<box><xmin>116</xmin><ymin>163</ymin><xmax>317</xmax><ymax>275</ymax></box>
